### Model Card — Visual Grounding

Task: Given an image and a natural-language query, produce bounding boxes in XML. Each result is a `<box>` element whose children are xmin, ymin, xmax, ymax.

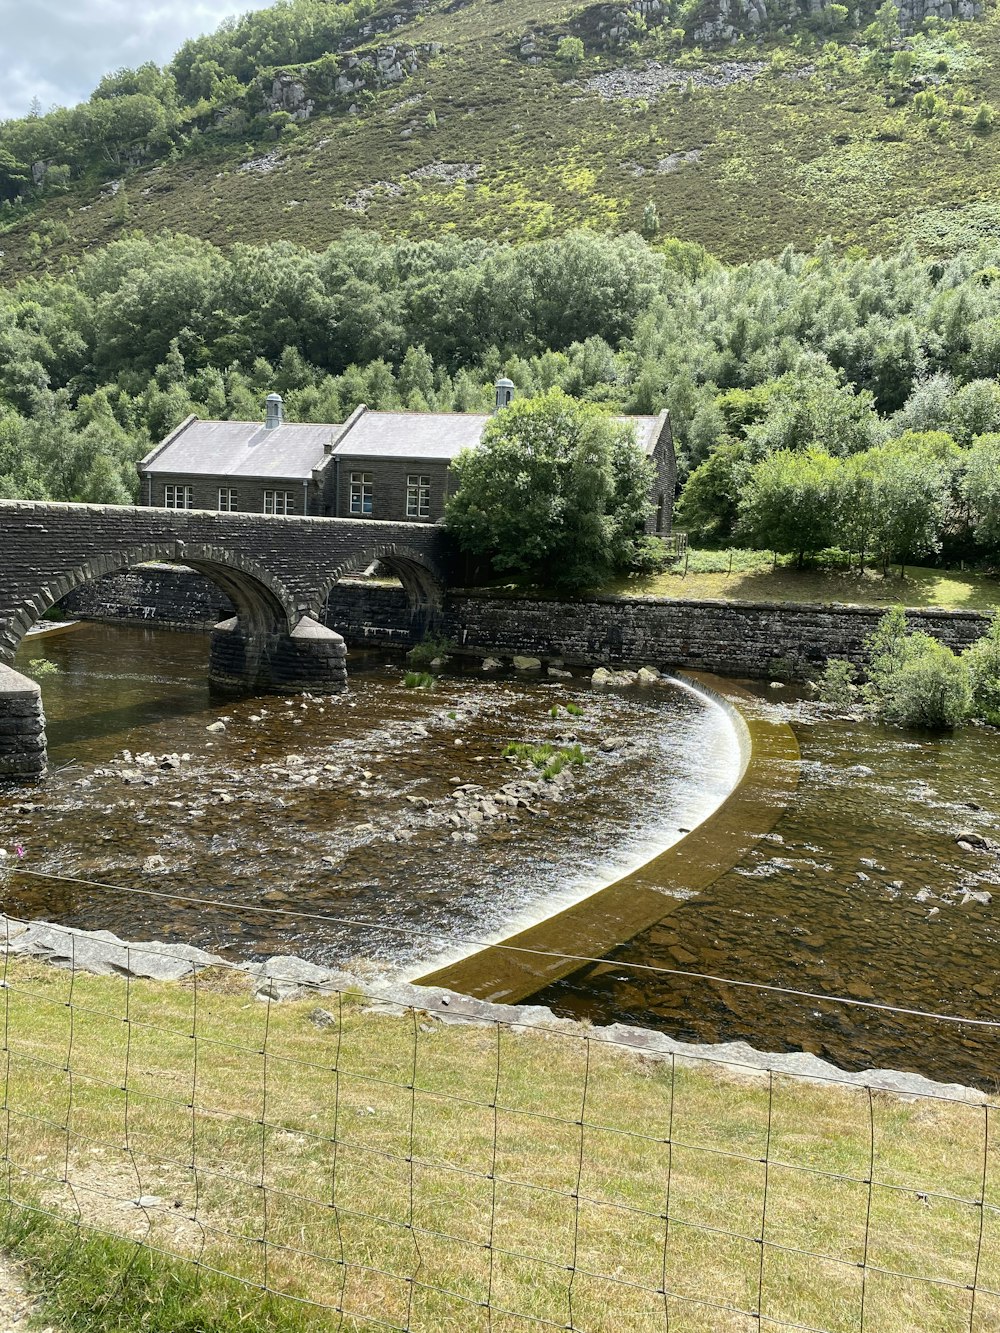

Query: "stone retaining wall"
<box><xmin>55</xmin><ymin>566</ymin><xmax>993</xmax><ymax>680</ymax></box>
<box><xmin>445</xmin><ymin>593</ymin><xmax>990</xmax><ymax>678</ymax></box>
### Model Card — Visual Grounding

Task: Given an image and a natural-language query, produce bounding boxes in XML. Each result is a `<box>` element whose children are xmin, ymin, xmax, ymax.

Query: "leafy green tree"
<box><xmin>556</xmin><ymin>36</ymin><xmax>585</xmax><ymax>66</ymax></box>
<box><xmin>964</xmin><ymin>614</ymin><xmax>1000</xmax><ymax>725</ymax></box>
<box><xmin>446</xmin><ymin>389</ymin><xmax>652</xmax><ymax>591</ymax></box>
<box><xmin>674</xmin><ymin>441</ymin><xmax>746</xmax><ymax>542</ymax></box>
<box><xmin>959</xmin><ymin>432</ymin><xmax>1000</xmax><ymax>549</ymax></box>
<box><xmin>736</xmin><ymin>447</ymin><xmax>842</xmax><ymax>566</ymax></box>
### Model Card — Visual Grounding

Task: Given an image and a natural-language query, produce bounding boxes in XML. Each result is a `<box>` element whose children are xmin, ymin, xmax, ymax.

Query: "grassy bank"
<box><xmin>0</xmin><ymin>956</ymin><xmax>995</xmax><ymax>1331</ymax></box>
<box><xmin>602</xmin><ymin>550</ymin><xmax>1000</xmax><ymax>612</ymax></box>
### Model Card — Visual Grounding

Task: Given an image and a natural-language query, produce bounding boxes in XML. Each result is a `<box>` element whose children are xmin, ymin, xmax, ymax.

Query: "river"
<box><xmin>3</xmin><ymin>623</ymin><xmax>999</xmax><ymax>1089</ymax></box>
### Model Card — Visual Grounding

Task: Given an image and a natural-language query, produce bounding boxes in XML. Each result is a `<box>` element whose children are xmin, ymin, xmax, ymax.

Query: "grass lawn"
<box><xmin>602</xmin><ymin>550</ymin><xmax>1000</xmax><ymax>613</ymax></box>
<box><xmin>0</xmin><ymin>957</ymin><xmax>996</xmax><ymax>1331</ymax></box>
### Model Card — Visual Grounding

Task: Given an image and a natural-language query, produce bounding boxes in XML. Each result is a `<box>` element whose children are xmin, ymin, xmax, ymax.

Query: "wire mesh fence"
<box><xmin>0</xmin><ymin>888</ymin><xmax>996</xmax><ymax>1332</ymax></box>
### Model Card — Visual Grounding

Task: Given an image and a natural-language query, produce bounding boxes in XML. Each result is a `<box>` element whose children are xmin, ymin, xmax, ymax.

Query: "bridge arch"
<box><xmin>317</xmin><ymin>542</ymin><xmax>447</xmax><ymax>615</ymax></box>
<box><xmin>4</xmin><ymin>540</ymin><xmax>301</xmax><ymax>663</ymax></box>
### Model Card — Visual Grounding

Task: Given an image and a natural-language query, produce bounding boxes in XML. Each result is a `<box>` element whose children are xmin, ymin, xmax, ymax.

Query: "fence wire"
<box><xmin>0</xmin><ymin>891</ymin><xmax>996</xmax><ymax>1331</ymax></box>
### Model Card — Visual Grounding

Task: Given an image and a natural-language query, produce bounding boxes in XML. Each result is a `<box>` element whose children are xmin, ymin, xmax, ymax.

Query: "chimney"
<box><xmin>265</xmin><ymin>392</ymin><xmax>283</xmax><ymax>430</ymax></box>
<box><xmin>494</xmin><ymin>376</ymin><xmax>515</xmax><ymax>414</ymax></box>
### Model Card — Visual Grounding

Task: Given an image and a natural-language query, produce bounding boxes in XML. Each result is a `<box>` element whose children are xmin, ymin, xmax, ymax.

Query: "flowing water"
<box><xmin>542</xmin><ymin>694</ymin><xmax>1000</xmax><ymax>1090</ymax></box>
<box><xmin>0</xmin><ymin>624</ymin><xmax>737</xmax><ymax>971</ymax></box>
<box><xmin>3</xmin><ymin>624</ymin><xmax>1000</xmax><ymax>1089</ymax></box>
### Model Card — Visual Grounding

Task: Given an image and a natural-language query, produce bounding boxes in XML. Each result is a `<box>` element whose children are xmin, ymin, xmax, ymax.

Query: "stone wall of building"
<box><xmin>56</xmin><ymin>565</ymin><xmax>992</xmax><ymax>680</ymax></box>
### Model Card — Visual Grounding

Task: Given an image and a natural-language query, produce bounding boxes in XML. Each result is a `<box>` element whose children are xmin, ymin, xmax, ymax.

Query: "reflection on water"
<box><xmin>541</xmin><ymin>692</ymin><xmax>1000</xmax><ymax>1089</ymax></box>
<box><xmin>0</xmin><ymin>624</ymin><xmax>737</xmax><ymax>971</ymax></box>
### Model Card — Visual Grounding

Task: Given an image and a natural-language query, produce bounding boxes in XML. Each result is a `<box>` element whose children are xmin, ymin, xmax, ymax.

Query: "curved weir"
<box><xmin>415</xmin><ymin>672</ymin><xmax>801</xmax><ymax>1004</ymax></box>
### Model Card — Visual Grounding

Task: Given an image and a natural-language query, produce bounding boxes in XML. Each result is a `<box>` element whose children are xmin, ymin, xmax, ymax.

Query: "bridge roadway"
<box><xmin>0</xmin><ymin>500</ymin><xmax>452</xmax><ymax>780</ymax></box>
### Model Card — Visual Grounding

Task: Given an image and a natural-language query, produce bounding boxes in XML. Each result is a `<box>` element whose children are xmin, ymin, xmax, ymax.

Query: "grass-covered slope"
<box><xmin>3</xmin><ymin>0</ymin><xmax>1000</xmax><ymax>274</ymax></box>
<box><xmin>0</xmin><ymin>957</ymin><xmax>995</xmax><ymax>1332</ymax></box>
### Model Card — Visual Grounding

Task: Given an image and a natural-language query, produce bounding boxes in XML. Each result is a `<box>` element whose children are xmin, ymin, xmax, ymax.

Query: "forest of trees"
<box><xmin>3</xmin><ymin>226</ymin><xmax>1000</xmax><ymax>569</ymax></box>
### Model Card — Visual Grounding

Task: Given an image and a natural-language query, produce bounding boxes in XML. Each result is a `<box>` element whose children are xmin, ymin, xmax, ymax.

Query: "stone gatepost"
<box><xmin>0</xmin><ymin>664</ymin><xmax>47</xmax><ymax>783</ymax></box>
<box><xmin>209</xmin><ymin>616</ymin><xmax>348</xmax><ymax>695</ymax></box>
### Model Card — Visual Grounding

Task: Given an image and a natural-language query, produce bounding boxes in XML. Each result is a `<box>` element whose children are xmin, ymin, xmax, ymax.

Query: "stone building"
<box><xmin>138</xmin><ymin>380</ymin><xmax>676</xmax><ymax>533</ymax></box>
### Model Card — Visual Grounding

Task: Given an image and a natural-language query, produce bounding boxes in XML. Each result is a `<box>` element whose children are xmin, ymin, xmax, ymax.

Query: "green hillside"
<box><xmin>2</xmin><ymin>0</ymin><xmax>1000</xmax><ymax>273</ymax></box>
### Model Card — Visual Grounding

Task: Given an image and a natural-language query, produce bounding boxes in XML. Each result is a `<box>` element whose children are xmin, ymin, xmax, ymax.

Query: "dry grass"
<box><xmin>0</xmin><ymin>956</ymin><xmax>996</xmax><ymax>1331</ymax></box>
<box><xmin>604</xmin><ymin>558</ymin><xmax>1000</xmax><ymax>613</ymax></box>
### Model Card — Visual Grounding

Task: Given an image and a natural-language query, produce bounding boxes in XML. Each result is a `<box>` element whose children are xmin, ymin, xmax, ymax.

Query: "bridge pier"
<box><xmin>209</xmin><ymin>616</ymin><xmax>348</xmax><ymax>695</ymax></box>
<box><xmin>0</xmin><ymin>665</ymin><xmax>47</xmax><ymax>783</ymax></box>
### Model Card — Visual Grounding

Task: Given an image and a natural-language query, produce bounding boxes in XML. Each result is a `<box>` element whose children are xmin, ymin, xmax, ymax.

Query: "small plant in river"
<box><xmin>25</xmin><ymin>658</ymin><xmax>60</xmax><ymax>678</ymax></box>
<box><xmin>503</xmin><ymin>741</ymin><xmax>587</xmax><ymax>780</ymax></box>
<box><xmin>403</xmin><ymin>671</ymin><xmax>436</xmax><ymax>690</ymax></box>
<box><xmin>407</xmin><ymin>635</ymin><xmax>457</xmax><ymax>669</ymax></box>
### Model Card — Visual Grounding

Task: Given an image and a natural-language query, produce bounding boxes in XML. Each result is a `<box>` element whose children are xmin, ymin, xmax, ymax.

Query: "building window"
<box><xmin>163</xmin><ymin>485</ymin><xmax>193</xmax><ymax>510</ymax></box>
<box><xmin>263</xmin><ymin>490</ymin><xmax>294</xmax><ymax>516</ymax></box>
<box><xmin>350</xmin><ymin>472</ymin><xmax>373</xmax><ymax>516</ymax></box>
<box><xmin>218</xmin><ymin>488</ymin><xmax>239</xmax><ymax>512</ymax></box>
<box><xmin>406</xmin><ymin>474</ymin><xmax>431</xmax><ymax>519</ymax></box>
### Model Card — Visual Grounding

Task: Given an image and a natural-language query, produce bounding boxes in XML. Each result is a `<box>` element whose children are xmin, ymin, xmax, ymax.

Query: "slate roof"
<box><xmin>140</xmin><ymin>418</ymin><xmax>337</xmax><ymax>479</ymax></box>
<box><xmin>139</xmin><ymin>408</ymin><xmax>669</xmax><ymax>477</ymax></box>
<box><xmin>331</xmin><ymin>411</ymin><xmax>492</xmax><ymax>461</ymax></box>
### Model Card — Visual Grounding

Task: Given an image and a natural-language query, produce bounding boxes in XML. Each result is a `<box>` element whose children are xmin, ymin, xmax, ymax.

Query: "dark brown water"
<box><xmin>0</xmin><ymin>624</ymin><xmax>737</xmax><ymax>970</ymax></box>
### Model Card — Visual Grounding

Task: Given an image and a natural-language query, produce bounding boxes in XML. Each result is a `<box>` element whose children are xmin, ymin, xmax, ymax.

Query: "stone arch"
<box><xmin>4</xmin><ymin>540</ymin><xmax>301</xmax><ymax>662</ymax></box>
<box><xmin>317</xmin><ymin>543</ymin><xmax>447</xmax><ymax>614</ymax></box>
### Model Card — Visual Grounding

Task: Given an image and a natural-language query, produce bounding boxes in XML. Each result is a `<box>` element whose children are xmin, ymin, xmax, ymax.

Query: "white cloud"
<box><xmin>0</xmin><ymin>0</ymin><xmax>275</xmax><ymax>120</ymax></box>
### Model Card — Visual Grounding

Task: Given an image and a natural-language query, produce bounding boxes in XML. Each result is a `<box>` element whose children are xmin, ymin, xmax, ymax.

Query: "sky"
<box><xmin>0</xmin><ymin>0</ymin><xmax>274</xmax><ymax>121</ymax></box>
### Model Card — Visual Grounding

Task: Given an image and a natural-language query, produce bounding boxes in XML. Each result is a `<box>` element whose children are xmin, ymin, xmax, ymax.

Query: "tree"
<box><xmin>736</xmin><ymin>447</ymin><xmax>842</xmax><ymax>567</ymax></box>
<box><xmin>446</xmin><ymin>388</ymin><xmax>652</xmax><ymax>591</ymax></box>
<box><xmin>556</xmin><ymin>36</ymin><xmax>585</xmax><ymax>66</ymax></box>
<box><xmin>964</xmin><ymin>614</ymin><xmax>1000</xmax><ymax>725</ymax></box>
<box><xmin>960</xmin><ymin>433</ymin><xmax>1000</xmax><ymax>550</ymax></box>
<box><xmin>674</xmin><ymin>441</ymin><xmax>746</xmax><ymax>542</ymax></box>
<box><xmin>863</xmin><ymin>436</ymin><xmax>953</xmax><ymax>575</ymax></box>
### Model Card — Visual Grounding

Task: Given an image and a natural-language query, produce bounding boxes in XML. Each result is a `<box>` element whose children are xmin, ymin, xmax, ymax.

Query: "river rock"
<box><xmin>513</xmin><ymin>656</ymin><xmax>542</xmax><ymax>671</ymax></box>
<box><xmin>481</xmin><ymin>657</ymin><xmax>503</xmax><ymax>671</ymax></box>
<box><xmin>0</xmin><ymin>918</ymin><xmax>223</xmax><ymax>980</ymax></box>
<box><xmin>206</xmin><ymin>721</ymin><xmax>226</xmax><ymax>734</ymax></box>
<box><xmin>956</xmin><ymin>830</ymin><xmax>991</xmax><ymax>850</ymax></box>
<box><xmin>638</xmin><ymin>666</ymin><xmax>661</xmax><ymax>684</ymax></box>
<box><xmin>548</xmin><ymin>667</ymin><xmax>573</xmax><ymax>679</ymax></box>
<box><xmin>592</xmin><ymin>667</ymin><xmax>615</xmax><ymax>685</ymax></box>
<box><xmin>249</xmin><ymin>955</ymin><xmax>347</xmax><ymax>1001</ymax></box>
<box><xmin>961</xmin><ymin>890</ymin><xmax>993</xmax><ymax>906</ymax></box>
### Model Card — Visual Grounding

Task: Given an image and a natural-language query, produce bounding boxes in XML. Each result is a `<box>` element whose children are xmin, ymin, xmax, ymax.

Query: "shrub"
<box><xmin>862</xmin><ymin>608</ymin><xmax>970</xmax><ymax>729</ymax></box>
<box><xmin>403</xmin><ymin>671</ymin><xmax>435</xmax><ymax>689</ymax></box>
<box><xmin>818</xmin><ymin>658</ymin><xmax>857</xmax><ymax>708</ymax></box>
<box><xmin>407</xmin><ymin>635</ymin><xmax>455</xmax><ymax>668</ymax></box>
<box><xmin>973</xmin><ymin>103</ymin><xmax>995</xmax><ymax>133</ymax></box>
<box><xmin>556</xmin><ymin>36</ymin><xmax>585</xmax><ymax>66</ymax></box>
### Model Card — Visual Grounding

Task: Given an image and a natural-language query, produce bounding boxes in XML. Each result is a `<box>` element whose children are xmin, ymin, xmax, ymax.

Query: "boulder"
<box><xmin>206</xmin><ymin>721</ymin><xmax>226</xmax><ymax>734</ymax></box>
<box><xmin>513</xmin><ymin>656</ymin><xmax>542</xmax><ymax>671</ymax></box>
<box><xmin>248</xmin><ymin>955</ymin><xmax>348</xmax><ymax>1002</ymax></box>
<box><xmin>592</xmin><ymin>667</ymin><xmax>615</xmax><ymax>685</ymax></box>
<box><xmin>956</xmin><ymin>830</ymin><xmax>991</xmax><ymax>850</ymax></box>
<box><xmin>548</xmin><ymin>668</ymin><xmax>573</xmax><ymax>679</ymax></box>
<box><xmin>482</xmin><ymin>657</ymin><xmax>503</xmax><ymax>671</ymax></box>
<box><xmin>638</xmin><ymin>666</ymin><xmax>661</xmax><ymax>684</ymax></box>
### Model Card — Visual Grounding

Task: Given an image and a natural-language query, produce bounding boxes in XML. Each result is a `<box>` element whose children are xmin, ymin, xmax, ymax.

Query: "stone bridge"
<box><xmin>0</xmin><ymin>500</ymin><xmax>453</xmax><ymax>780</ymax></box>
